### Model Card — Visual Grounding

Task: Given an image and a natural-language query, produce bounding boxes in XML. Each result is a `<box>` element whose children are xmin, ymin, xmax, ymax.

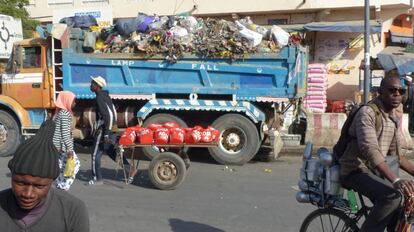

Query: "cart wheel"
<box><xmin>149</xmin><ymin>152</ymin><xmax>187</xmax><ymax>190</ymax></box>
<box><xmin>142</xmin><ymin>113</ymin><xmax>188</xmax><ymax>160</ymax></box>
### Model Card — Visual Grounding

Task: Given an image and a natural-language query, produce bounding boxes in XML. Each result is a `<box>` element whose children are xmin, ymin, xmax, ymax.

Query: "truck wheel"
<box><xmin>0</xmin><ymin>110</ymin><xmax>21</xmax><ymax>157</ymax></box>
<box><xmin>148</xmin><ymin>152</ymin><xmax>187</xmax><ymax>190</ymax></box>
<box><xmin>142</xmin><ymin>113</ymin><xmax>188</xmax><ymax>159</ymax></box>
<box><xmin>208</xmin><ymin>114</ymin><xmax>260</xmax><ymax>165</ymax></box>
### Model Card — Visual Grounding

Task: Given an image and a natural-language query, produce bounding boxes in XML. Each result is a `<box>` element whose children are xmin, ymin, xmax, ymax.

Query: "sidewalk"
<box><xmin>280</xmin><ymin>136</ymin><xmax>414</xmax><ymax>158</ymax></box>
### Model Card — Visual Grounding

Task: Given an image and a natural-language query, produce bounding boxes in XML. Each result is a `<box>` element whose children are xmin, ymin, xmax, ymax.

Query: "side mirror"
<box><xmin>15</xmin><ymin>46</ymin><xmax>22</xmax><ymax>68</ymax></box>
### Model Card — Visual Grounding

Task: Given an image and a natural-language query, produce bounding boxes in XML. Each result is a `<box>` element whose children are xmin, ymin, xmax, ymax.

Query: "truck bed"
<box><xmin>61</xmin><ymin>45</ymin><xmax>308</xmax><ymax>101</ymax></box>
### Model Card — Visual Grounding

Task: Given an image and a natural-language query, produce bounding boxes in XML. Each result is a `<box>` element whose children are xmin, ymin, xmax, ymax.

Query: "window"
<box><xmin>268</xmin><ymin>19</ymin><xmax>288</xmax><ymax>25</ymax></box>
<box><xmin>47</xmin><ymin>47</ymin><xmax>52</xmax><ymax>68</ymax></box>
<box><xmin>22</xmin><ymin>47</ymin><xmax>41</xmax><ymax>69</ymax></box>
<box><xmin>82</xmin><ymin>0</ymin><xmax>107</xmax><ymax>2</ymax></box>
<box><xmin>47</xmin><ymin>0</ymin><xmax>73</xmax><ymax>5</ymax></box>
<box><xmin>393</xmin><ymin>19</ymin><xmax>403</xmax><ymax>27</ymax></box>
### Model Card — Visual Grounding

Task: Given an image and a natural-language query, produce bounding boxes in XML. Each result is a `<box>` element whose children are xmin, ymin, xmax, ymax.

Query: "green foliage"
<box><xmin>0</xmin><ymin>0</ymin><xmax>39</xmax><ymax>38</ymax></box>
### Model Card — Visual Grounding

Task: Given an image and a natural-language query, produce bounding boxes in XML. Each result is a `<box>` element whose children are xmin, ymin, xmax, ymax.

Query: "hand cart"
<box><xmin>116</xmin><ymin>143</ymin><xmax>218</xmax><ymax>190</ymax></box>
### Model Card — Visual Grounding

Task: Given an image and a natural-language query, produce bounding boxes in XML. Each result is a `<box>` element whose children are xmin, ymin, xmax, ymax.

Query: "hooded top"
<box><xmin>95</xmin><ymin>90</ymin><xmax>117</xmax><ymax>136</ymax></box>
<box><xmin>8</xmin><ymin>120</ymin><xmax>60</xmax><ymax>179</ymax></box>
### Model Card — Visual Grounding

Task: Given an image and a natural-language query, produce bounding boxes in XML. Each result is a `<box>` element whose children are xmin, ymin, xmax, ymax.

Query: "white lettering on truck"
<box><xmin>191</xmin><ymin>64</ymin><xmax>219</xmax><ymax>71</ymax></box>
<box><xmin>111</xmin><ymin>60</ymin><xmax>135</xmax><ymax>66</ymax></box>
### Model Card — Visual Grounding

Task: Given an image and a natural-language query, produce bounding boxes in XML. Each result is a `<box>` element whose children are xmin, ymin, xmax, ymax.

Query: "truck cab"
<box><xmin>0</xmin><ymin>37</ymin><xmax>55</xmax><ymax>156</ymax></box>
<box><xmin>3</xmin><ymin>38</ymin><xmax>55</xmax><ymax>109</ymax></box>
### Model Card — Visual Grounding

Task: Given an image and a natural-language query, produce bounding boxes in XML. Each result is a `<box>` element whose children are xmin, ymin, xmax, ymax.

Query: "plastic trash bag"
<box><xmin>169</xmin><ymin>26</ymin><xmax>188</xmax><ymax>38</ymax></box>
<box><xmin>119</xmin><ymin>128</ymin><xmax>136</xmax><ymax>145</ymax></box>
<box><xmin>154</xmin><ymin>128</ymin><xmax>170</xmax><ymax>144</ymax></box>
<box><xmin>137</xmin><ymin>128</ymin><xmax>153</xmax><ymax>144</ymax></box>
<box><xmin>179</xmin><ymin>16</ymin><xmax>198</xmax><ymax>32</ymax></box>
<box><xmin>116</xmin><ymin>18</ymin><xmax>138</xmax><ymax>36</ymax></box>
<box><xmin>184</xmin><ymin>127</ymin><xmax>202</xmax><ymax>144</ymax></box>
<box><xmin>115</xmin><ymin>13</ymin><xmax>153</xmax><ymax>36</ymax></box>
<box><xmin>236</xmin><ymin>21</ymin><xmax>263</xmax><ymax>47</ymax></box>
<box><xmin>148</xmin><ymin>123</ymin><xmax>163</xmax><ymax>131</ymax></box>
<box><xmin>59</xmin><ymin>15</ymin><xmax>98</xmax><ymax>29</ymax></box>
<box><xmin>149</xmin><ymin>16</ymin><xmax>169</xmax><ymax>31</ymax></box>
<box><xmin>64</xmin><ymin>155</ymin><xmax>76</xmax><ymax>178</ymax></box>
<box><xmin>269</xmin><ymin>25</ymin><xmax>289</xmax><ymax>47</ymax></box>
<box><xmin>201</xmin><ymin>128</ymin><xmax>213</xmax><ymax>143</ymax></box>
<box><xmin>51</xmin><ymin>23</ymin><xmax>67</xmax><ymax>40</ymax></box>
<box><xmin>237</xmin><ymin>17</ymin><xmax>268</xmax><ymax>36</ymax></box>
<box><xmin>163</xmin><ymin>122</ymin><xmax>180</xmax><ymax>130</ymax></box>
<box><xmin>271</xmin><ymin>130</ymin><xmax>284</xmax><ymax>159</ymax></box>
<box><xmin>137</xmin><ymin>15</ymin><xmax>155</xmax><ymax>32</ymax></box>
<box><xmin>170</xmin><ymin>128</ymin><xmax>185</xmax><ymax>144</ymax></box>
<box><xmin>83</xmin><ymin>31</ymin><xmax>97</xmax><ymax>53</ymax></box>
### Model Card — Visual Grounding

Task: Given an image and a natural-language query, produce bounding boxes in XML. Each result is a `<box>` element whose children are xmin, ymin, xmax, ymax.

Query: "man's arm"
<box><xmin>355</xmin><ymin>107</ymin><xmax>404</xmax><ymax>184</ymax></box>
<box><xmin>355</xmin><ymin>107</ymin><xmax>386</xmax><ymax>169</ymax></box>
<box><xmin>96</xmin><ymin>94</ymin><xmax>112</xmax><ymax>137</ymax></box>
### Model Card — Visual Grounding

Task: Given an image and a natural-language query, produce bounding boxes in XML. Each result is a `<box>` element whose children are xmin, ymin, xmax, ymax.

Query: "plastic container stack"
<box><xmin>119</xmin><ymin>122</ymin><xmax>221</xmax><ymax>146</ymax></box>
<box><xmin>304</xmin><ymin>63</ymin><xmax>328</xmax><ymax>113</ymax></box>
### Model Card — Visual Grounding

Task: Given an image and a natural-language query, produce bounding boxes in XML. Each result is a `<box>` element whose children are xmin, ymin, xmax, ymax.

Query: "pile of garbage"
<box><xmin>59</xmin><ymin>13</ymin><xmax>293</xmax><ymax>61</ymax></box>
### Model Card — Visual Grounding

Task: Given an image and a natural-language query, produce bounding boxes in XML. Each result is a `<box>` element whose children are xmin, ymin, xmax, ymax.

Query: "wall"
<box><xmin>27</xmin><ymin>0</ymin><xmax>412</xmax><ymax>22</ymax></box>
<box><xmin>311</xmin><ymin>7</ymin><xmax>412</xmax><ymax>102</ymax></box>
<box><xmin>313</xmin><ymin>32</ymin><xmax>382</xmax><ymax>101</ymax></box>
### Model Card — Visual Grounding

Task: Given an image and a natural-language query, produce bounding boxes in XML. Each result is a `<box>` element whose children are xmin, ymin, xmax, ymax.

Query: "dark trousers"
<box><xmin>91</xmin><ymin>130</ymin><xmax>128</xmax><ymax>181</ymax></box>
<box><xmin>341</xmin><ymin>171</ymin><xmax>402</xmax><ymax>232</ymax></box>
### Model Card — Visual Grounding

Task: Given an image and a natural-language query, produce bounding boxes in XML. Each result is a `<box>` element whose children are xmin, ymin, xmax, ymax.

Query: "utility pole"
<box><xmin>364</xmin><ymin>0</ymin><xmax>371</xmax><ymax>104</ymax></box>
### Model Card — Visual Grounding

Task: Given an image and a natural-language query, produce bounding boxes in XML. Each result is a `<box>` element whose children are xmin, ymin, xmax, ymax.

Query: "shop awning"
<box><xmin>277</xmin><ymin>24</ymin><xmax>306</xmax><ymax>32</ymax></box>
<box><xmin>390</xmin><ymin>31</ymin><xmax>414</xmax><ymax>44</ymax></box>
<box><xmin>377</xmin><ymin>46</ymin><xmax>414</xmax><ymax>75</ymax></box>
<box><xmin>303</xmin><ymin>20</ymin><xmax>382</xmax><ymax>33</ymax></box>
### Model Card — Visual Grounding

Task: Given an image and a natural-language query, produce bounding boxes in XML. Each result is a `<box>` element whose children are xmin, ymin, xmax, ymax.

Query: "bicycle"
<box><xmin>296</xmin><ymin>143</ymin><xmax>413</xmax><ymax>232</ymax></box>
<box><xmin>299</xmin><ymin>189</ymin><xmax>368</xmax><ymax>231</ymax></box>
<box><xmin>296</xmin><ymin>143</ymin><xmax>364</xmax><ymax>231</ymax></box>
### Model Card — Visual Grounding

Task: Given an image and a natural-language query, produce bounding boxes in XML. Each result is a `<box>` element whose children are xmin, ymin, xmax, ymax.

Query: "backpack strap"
<box><xmin>366</xmin><ymin>102</ymin><xmax>382</xmax><ymax>134</ymax></box>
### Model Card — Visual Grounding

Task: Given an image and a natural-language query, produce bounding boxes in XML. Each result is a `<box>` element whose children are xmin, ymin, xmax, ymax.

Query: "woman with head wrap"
<box><xmin>0</xmin><ymin>120</ymin><xmax>89</xmax><ymax>231</ymax></box>
<box><xmin>52</xmin><ymin>91</ymin><xmax>81</xmax><ymax>190</ymax></box>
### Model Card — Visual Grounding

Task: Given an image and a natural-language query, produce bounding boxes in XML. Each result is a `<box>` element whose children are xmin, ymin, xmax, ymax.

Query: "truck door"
<box><xmin>2</xmin><ymin>44</ymin><xmax>53</xmax><ymax>109</ymax></box>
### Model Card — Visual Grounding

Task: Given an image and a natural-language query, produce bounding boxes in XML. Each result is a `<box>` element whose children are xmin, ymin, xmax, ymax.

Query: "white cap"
<box><xmin>90</xmin><ymin>76</ymin><xmax>106</xmax><ymax>88</ymax></box>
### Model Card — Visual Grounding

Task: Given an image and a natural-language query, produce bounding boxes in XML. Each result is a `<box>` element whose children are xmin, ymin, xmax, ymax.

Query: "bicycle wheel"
<box><xmin>300</xmin><ymin>208</ymin><xmax>359</xmax><ymax>232</ymax></box>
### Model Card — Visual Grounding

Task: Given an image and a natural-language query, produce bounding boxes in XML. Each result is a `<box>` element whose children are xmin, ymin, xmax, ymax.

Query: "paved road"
<box><xmin>0</xmin><ymin>150</ymin><xmax>315</xmax><ymax>232</ymax></box>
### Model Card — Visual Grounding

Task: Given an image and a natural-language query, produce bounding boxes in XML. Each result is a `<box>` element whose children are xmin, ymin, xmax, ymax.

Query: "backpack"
<box><xmin>333</xmin><ymin>103</ymin><xmax>382</xmax><ymax>161</ymax></box>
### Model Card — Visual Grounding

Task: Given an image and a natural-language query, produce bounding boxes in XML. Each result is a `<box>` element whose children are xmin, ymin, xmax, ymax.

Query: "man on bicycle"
<box><xmin>339</xmin><ymin>76</ymin><xmax>414</xmax><ymax>231</ymax></box>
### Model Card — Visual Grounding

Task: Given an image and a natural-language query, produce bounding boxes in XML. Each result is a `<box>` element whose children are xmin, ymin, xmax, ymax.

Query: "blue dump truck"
<box><xmin>0</xmin><ymin>27</ymin><xmax>308</xmax><ymax>165</ymax></box>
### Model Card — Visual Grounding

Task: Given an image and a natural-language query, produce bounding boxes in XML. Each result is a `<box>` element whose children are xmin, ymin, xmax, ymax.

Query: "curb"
<box><xmin>279</xmin><ymin>145</ymin><xmax>330</xmax><ymax>157</ymax></box>
<box><xmin>279</xmin><ymin>145</ymin><xmax>414</xmax><ymax>159</ymax></box>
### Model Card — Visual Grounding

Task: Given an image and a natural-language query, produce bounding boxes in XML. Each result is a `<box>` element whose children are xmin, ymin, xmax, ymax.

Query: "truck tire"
<box><xmin>208</xmin><ymin>114</ymin><xmax>260</xmax><ymax>165</ymax></box>
<box><xmin>0</xmin><ymin>110</ymin><xmax>21</xmax><ymax>157</ymax></box>
<box><xmin>142</xmin><ymin>113</ymin><xmax>188</xmax><ymax>159</ymax></box>
<box><xmin>148</xmin><ymin>152</ymin><xmax>187</xmax><ymax>190</ymax></box>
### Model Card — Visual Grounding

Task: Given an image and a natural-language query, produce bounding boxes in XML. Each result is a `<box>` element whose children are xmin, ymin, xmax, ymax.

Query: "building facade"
<box><xmin>27</xmin><ymin>0</ymin><xmax>414</xmax><ymax>101</ymax></box>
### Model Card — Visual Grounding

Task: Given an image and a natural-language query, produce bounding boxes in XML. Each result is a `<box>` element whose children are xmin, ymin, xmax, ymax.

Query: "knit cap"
<box><xmin>8</xmin><ymin>120</ymin><xmax>60</xmax><ymax>179</ymax></box>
